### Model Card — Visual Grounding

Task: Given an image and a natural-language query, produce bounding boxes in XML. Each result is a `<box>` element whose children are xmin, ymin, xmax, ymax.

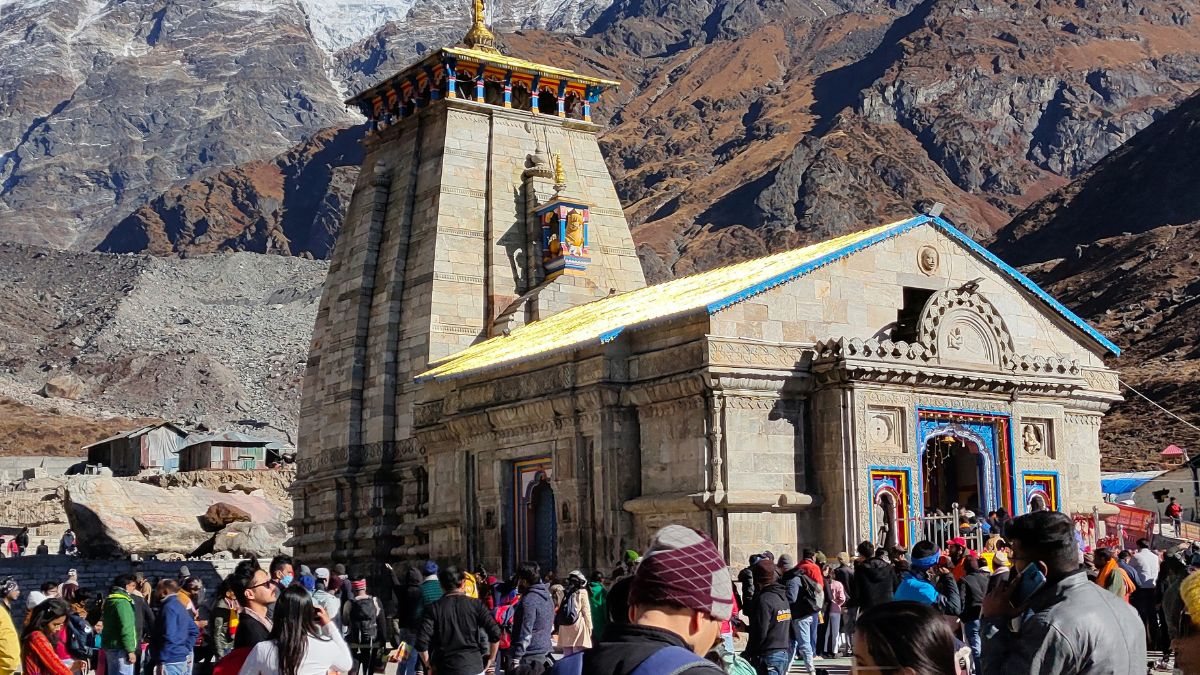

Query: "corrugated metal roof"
<box><xmin>82</xmin><ymin>422</ymin><xmax>186</xmax><ymax>449</ymax></box>
<box><xmin>417</xmin><ymin>214</ymin><xmax>1120</xmax><ymax>382</ymax></box>
<box><xmin>180</xmin><ymin>431</ymin><xmax>290</xmax><ymax>451</ymax></box>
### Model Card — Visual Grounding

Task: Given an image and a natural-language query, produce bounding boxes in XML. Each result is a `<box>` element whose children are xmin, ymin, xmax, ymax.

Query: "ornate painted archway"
<box><xmin>868</xmin><ymin>467</ymin><xmax>912</xmax><ymax>549</ymax></box>
<box><xmin>916</xmin><ymin>409</ymin><xmax>1015</xmax><ymax>516</ymax></box>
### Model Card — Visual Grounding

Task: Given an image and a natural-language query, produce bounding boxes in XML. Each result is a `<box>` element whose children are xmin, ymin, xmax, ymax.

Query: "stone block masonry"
<box><xmin>0</xmin><ymin>556</ymin><xmax>246</xmax><ymax>611</ymax></box>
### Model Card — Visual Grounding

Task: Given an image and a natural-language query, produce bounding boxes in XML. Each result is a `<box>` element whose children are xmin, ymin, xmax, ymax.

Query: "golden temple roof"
<box><xmin>418</xmin><ymin>218</ymin><xmax>915</xmax><ymax>381</ymax></box>
<box><xmin>441</xmin><ymin>46</ymin><xmax>621</xmax><ymax>87</ymax></box>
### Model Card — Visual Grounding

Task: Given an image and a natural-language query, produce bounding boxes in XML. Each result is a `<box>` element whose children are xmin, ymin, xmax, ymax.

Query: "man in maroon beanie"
<box><xmin>553</xmin><ymin>525</ymin><xmax>729</xmax><ymax>675</ymax></box>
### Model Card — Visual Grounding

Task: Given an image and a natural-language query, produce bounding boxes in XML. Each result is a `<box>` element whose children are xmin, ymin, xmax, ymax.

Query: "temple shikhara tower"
<box><xmin>295</xmin><ymin>3</ymin><xmax>1122</xmax><ymax>573</ymax></box>
<box><xmin>293</xmin><ymin>4</ymin><xmax>644</xmax><ymax>563</ymax></box>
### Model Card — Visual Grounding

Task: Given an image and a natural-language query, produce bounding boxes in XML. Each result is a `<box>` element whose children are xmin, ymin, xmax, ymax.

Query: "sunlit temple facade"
<box><xmin>293</xmin><ymin>4</ymin><xmax>1122</xmax><ymax>574</ymax></box>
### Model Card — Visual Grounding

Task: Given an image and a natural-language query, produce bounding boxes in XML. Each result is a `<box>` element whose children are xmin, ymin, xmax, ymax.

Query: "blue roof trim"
<box><xmin>705</xmin><ymin>216</ymin><xmax>930</xmax><ymax>314</ymax></box>
<box><xmin>929</xmin><ymin>216</ymin><xmax>1121</xmax><ymax>357</ymax></box>
<box><xmin>599</xmin><ymin>327</ymin><xmax>624</xmax><ymax>344</ymax></box>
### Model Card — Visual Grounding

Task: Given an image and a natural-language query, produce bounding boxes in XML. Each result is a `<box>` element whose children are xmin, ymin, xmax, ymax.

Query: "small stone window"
<box><xmin>894</xmin><ymin>287</ymin><xmax>936</xmax><ymax>343</ymax></box>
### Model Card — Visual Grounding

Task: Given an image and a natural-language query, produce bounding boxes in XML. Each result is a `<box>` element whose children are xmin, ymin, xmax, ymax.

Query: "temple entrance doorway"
<box><xmin>506</xmin><ymin>457</ymin><xmax>556</xmax><ymax>576</ymax></box>
<box><xmin>874</xmin><ymin>491</ymin><xmax>899</xmax><ymax>549</ymax></box>
<box><xmin>528</xmin><ymin>476</ymin><xmax>557</xmax><ymax>574</ymax></box>
<box><xmin>923</xmin><ymin>434</ymin><xmax>985</xmax><ymax>514</ymax></box>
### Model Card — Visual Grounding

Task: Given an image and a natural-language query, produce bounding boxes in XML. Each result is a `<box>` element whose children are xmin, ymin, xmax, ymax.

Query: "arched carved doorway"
<box><xmin>508</xmin><ymin>458</ymin><xmax>556</xmax><ymax>576</ymax></box>
<box><xmin>875</xmin><ymin>491</ymin><xmax>898</xmax><ymax>549</ymax></box>
<box><xmin>1029</xmin><ymin>494</ymin><xmax>1048</xmax><ymax>512</ymax></box>
<box><xmin>527</xmin><ymin>475</ymin><xmax>557</xmax><ymax>574</ymax></box>
<box><xmin>923</xmin><ymin>432</ymin><xmax>988</xmax><ymax>514</ymax></box>
<box><xmin>916</xmin><ymin>410</ymin><xmax>1013</xmax><ymax>517</ymax></box>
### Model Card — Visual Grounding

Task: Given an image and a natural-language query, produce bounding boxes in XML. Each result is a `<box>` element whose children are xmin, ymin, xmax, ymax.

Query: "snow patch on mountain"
<box><xmin>298</xmin><ymin>0</ymin><xmax>416</xmax><ymax>52</ymax></box>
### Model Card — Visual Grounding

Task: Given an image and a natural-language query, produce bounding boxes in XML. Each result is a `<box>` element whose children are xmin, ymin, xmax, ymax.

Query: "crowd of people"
<box><xmin>3</xmin><ymin>511</ymin><xmax>1200</xmax><ymax>675</ymax></box>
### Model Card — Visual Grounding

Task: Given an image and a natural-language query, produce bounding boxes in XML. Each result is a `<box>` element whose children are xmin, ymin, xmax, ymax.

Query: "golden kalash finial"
<box><xmin>463</xmin><ymin>0</ymin><xmax>499</xmax><ymax>53</ymax></box>
<box><xmin>553</xmin><ymin>153</ymin><xmax>567</xmax><ymax>192</ymax></box>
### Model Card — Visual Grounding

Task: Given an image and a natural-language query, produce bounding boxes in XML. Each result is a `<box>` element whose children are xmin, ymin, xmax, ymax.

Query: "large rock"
<box><xmin>211</xmin><ymin>521</ymin><xmax>291</xmax><ymax>559</ymax></box>
<box><xmin>200</xmin><ymin>502</ymin><xmax>252</xmax><ymax>531</ymax></box>
<box><xmin>63</xmin><ymin>477</ymin><xmax>284</xmax><ymax>558</ymax></box>
<box><xmin>40</xmin><ymin>374</ymin><xmax>85</xmax><ymax>400</ymax></box>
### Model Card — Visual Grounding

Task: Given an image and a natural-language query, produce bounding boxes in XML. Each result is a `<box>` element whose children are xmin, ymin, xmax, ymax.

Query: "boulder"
<box><xmin>211</xmin><ymin>521</ymin><xmax>291</xmax><ymax>558</ymax></box>
<box><xmin>200</xmin><ymin>502</ymin><xmax>252</xmax><ymax>531</ymax></box>
<box><xmin>63</xmin><ymin>476</ymin><xmax>284</xmax><ymax>558</ymax></box>
<box><xmin>40</xmin><ymin>374</ymin><xmax>85</xmax><ymax>400</ymax></box>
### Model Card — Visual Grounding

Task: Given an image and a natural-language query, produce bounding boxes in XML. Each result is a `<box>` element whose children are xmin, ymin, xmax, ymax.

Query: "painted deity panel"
<box><xmin>539</xmin><ymin>199</ymin><xmax>591</xmax><ymax>276</ymax></box>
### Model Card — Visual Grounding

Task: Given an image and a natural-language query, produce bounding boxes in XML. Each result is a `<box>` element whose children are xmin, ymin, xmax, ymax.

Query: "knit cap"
<box><xmin>629</xmin><ymin>525</ymin><xmax>733</xmax><ymax>621</ymax></box>
<box><xmin>751</xmin><ymin>559</ymin><xmax>777</xmax><ymax>586</ymax></box>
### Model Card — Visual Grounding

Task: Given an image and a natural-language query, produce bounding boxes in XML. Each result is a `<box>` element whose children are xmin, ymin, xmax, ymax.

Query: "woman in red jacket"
<box><xmin>22</xmin><ymin>599</ymin><xmax>75</xmax><ymax>675</ymax></box>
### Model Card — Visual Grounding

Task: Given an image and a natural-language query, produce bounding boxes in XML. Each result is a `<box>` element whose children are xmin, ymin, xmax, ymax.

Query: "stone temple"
<box><xmin>293</xmin><ymin>7</ymin><xmax>1122</xmax><ymax>573</ymax></box>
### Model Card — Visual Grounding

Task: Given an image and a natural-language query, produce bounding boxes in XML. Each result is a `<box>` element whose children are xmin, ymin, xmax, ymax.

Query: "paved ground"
<box><xmin>792</xmin><ymin>656</ymin><xmax>853</xmax><ymax>674</ymax></box>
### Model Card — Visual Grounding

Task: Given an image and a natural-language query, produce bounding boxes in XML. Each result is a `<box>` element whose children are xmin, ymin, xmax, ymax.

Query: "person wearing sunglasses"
<box><xmin>979</xmin><ymin>511</ymin><xmax>1145</xmax><ymax>674</ymax></box>
<box><xmin>233</xmin><ymin>569</ymin><xmax>278</xmax><ymax>650</ymax></box>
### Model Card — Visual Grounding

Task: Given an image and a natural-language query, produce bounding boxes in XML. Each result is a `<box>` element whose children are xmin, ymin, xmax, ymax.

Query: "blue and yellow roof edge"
<box><xmin>418</xmin><ymin>214</ymin><xmax>1119</xmax><ymax>382</ymax></box>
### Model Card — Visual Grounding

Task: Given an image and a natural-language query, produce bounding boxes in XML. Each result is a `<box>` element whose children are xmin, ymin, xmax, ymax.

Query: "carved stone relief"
<box><xmin>917</xmin><ymin>288</ymin><xmax>1016</xmax><ymax>370</ymax></box>
<box><xmin>918</xmin><ymin>246</ymin><xmax>940</xmax><ymax>276</ymax></box>
<box><xmin>866</xmin><ymin>406</ymin><xmax>905</xmax><ymax>452</ymax></box>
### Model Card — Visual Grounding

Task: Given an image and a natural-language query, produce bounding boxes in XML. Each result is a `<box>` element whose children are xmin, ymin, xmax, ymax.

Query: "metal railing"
<box><xmin>909</xmin><ymin>503</ymin><xmax>987</xmax><ymax>552</ymax></box>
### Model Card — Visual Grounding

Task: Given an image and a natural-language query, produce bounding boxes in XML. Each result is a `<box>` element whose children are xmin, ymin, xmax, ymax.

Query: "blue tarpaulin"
<box><xmin>1101</xmin><ymin>471</ymin><xmax>1165</xmax><ymax>495</ymax></box>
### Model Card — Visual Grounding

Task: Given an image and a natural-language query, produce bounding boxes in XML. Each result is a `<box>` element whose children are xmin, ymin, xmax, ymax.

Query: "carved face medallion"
<box><xmin>918</xmin><ymin>246</ymin><xmax>939</xmax><ymax>275</ymax></box>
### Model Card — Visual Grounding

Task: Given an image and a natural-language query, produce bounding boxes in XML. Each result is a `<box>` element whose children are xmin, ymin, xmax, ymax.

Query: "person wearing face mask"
<box><xmin>980</xmin><ymin>510</ymin><xmax>1145</xmax><ymax>674</ymax></box>
<box><xmin>551</xmin><ymin>525</ymin><xmax>729</xmax><ymax>675</ymax></box>
<box><xmin>268</xmin><ymin>557</ymin><xmax>295</xmax><ymax>622</ymax></box>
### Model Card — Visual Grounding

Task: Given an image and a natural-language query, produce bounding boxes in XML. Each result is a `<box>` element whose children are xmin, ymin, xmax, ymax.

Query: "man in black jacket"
<box><xmin>745</xmin><ymin>560</ymin><xmax>791</xmax><ymax>675</ymax></box>
<box><xmin>417</xmin><ymin>566</ymin><xmax>500</xmax><ymax>675</ymax></box>
<box><xmin>565</xmin><ymin>525</ymin><xmax>728</xmax><ymax>675</ymax></box>
<box><xmin>850</xmin><ymin>542</ymin><xmax>894</xmax><ymax>613</ymax></box>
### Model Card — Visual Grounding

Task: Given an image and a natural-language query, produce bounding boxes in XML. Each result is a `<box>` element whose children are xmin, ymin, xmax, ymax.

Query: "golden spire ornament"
<box><xmin>553</xmin><ymin>153</ymin><xmax>567</xmax><ymax>192</ymax></box>
<box><xmin>463</xmin><ymin>0</ymin><xmax>499</xmax><ymax>53</ymax></box>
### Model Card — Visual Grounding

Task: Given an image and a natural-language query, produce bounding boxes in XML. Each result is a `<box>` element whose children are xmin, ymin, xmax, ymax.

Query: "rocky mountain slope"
<box><xmin>595</xmin><ymin>0</ymin><xmax>1200</xmax><ymax>279</ymax></box>
<box><xmin>106</xmin><ymin>0</ymin><xmax>1200</xmax><ymax>279</ymax></box>
<box><xmin>0</xmin><ymin>0</ymin><xmax>611</xmax><ymax>252</ymax></box>
<box><xmin>0</xmin><ymin>0</ymin><xmax>355</xmax><ymax>249</ymax></box>
<box><xmin>993</xmin><ymin>89</ymin><xmax>1200</xmax><ymax>471</ymax></box>
<box><xmin>95</xmin><ymin>126</ymin><xmax>364</xmax><ymax>258</ymax></box>
<box><xmin>0</xmin><ymin>243</ymin><xmax>327</xmax><ymax>448</ymax></box>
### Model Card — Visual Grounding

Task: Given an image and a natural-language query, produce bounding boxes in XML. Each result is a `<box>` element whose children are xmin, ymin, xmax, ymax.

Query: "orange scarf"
<box><xmin>1096</xmin><ymin>559</ymin><xmax>1133</xmax><ymax>602</ymax></box>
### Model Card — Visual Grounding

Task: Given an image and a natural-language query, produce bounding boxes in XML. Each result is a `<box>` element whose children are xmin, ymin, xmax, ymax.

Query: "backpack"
<box><xmin>347</xmin><ymin>596</ymin><xmax>380</xmax><ymax>645</ymax></box>
<box><xmin>555</xmin><ymin>588</ymin><xmax>581</xmax><ymax>627</ymax></box>
<box><xmin>551</xmin><ymin>645</ymin><xmax>707</xmax><ymax>675</ymax></box>
<box><xmin>493</xmin><ymin>599</ymin><xmax>517</xmax><ymax>650</ymax></box>
<box><xmin>65</xmin><ymin>614</ymin><xmax>95</xmax><ymax>659</ymax></box>
<box><xmin>791</xmin><ymin>573</ymin><xmax>823</xmax><ymax>616</ymax></box>
<box><xmin>720</xmin><ymin>647</ymin><xmax>757</xmax><ymax>675</ymax></box>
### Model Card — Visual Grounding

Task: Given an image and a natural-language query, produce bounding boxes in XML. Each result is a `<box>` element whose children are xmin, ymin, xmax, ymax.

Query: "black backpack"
<box><xmin>65</xmin><ymin>614</ymin><xmax>95</xmax><ymax>659</ymax></box>
<box><xmin>791</xmin><ymin>573</ymin><xmax>823</xmax><ymax>616</ymax></box>
<box><xmin>554</xmin><ymin>588</ymin><xmax>581</xmax><ymax>627</ymax></box>
<box><xmin>347</xmin><ymin>597</ymin><xmax>380</xmax><ymax>644</ymax></box>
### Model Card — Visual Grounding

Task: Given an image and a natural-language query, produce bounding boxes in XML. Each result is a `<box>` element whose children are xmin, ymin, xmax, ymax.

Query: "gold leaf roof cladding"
<box><xmin>418</xmin><ymin>218</ymin><xmax>915</xmax><ymax>381</ymax></box>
